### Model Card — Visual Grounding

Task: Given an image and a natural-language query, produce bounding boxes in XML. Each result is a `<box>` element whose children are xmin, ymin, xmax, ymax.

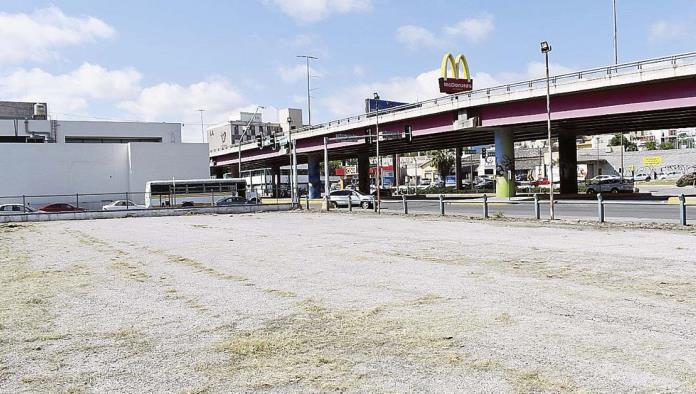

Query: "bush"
<box><xmin>676</xmin><ymin>172</ymin><xmax>696</xmax><ymax>187</ymax></box>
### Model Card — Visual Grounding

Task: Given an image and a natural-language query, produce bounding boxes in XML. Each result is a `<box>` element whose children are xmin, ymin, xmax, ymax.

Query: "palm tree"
<box><xmin>429</xmin><ymin>149</ymin><xmax>455</xmax><ymax>182</ymax></box>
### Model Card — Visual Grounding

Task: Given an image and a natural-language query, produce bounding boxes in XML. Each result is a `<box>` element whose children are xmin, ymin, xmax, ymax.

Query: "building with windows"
<box><xmin>208</xmin><ymin>112</ymin><xmax>283</xmax><ymax>156</ymax></box>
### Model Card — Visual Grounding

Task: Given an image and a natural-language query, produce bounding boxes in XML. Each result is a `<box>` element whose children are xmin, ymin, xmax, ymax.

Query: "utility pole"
<box><xmin>613</xmin><ymin>0</ymin><xmax>624</xmax><ymax>179</ymax></box>
<box><xmin>197</xmin><ymin>109</ymin><xmax>206</xmax><ymax>143</ymax></box>
<box><xmin>541</xmin><ymin>41</ymin><xmax>555</xmax><ymax>220</ymax></box>
<box><xmin>297</xmin><ymin>55</ymin><xmax>318</xmax><ymax>126</ymax></box>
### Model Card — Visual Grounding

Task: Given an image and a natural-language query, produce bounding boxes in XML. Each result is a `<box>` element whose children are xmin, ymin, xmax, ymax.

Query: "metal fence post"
<box><xmin>439</xmin><ymin>194</ymin><xmax>445</xmax><ymax>216</ymax></box>
<box><xmin>305</xmin><ymin>194</ymin><xmax>310</xmax><ymax>210</ymax></box>
<box><xmin>402</xmin><ymin>194</ymin><xmax>408</xmax><ymax>214</ymax></box>
<box><xmin>597</xmin><ymin>193</ymin><xmax>605</xmax><ymax>223</ymax></box>
<box><xmin>22</xmin><ymin>195</ymin><xmax>26</xmax><ymax>213</ymax></box>
<box><xmin>348</xmin><ymin>195</ymin><xmax>352</xmax><ymax>212</ymax></box>
<box><xmin>325</xmin><ymin>195</ymin><xmax>330</xmax><ymax>212</ymax></box>
<box><xmin>533</xmin><ymin>193</ymin><xmax>540</xmax><ymax>220</ymax></box>
<box><xmin>76</xmin><ymin>193</ymin><xmax>79</xmax><ymax>209</ymax></box>
<box><xmin>211</xmin><ymin>189</ymin><xmax>215</xmax><ymax>207</ymax></box>
<box><xmin>679</xmin><ymin>193</ymin><xmax>687</xmax><ymax>226</ymax></box>
<box><xmin>125</xmin><ymin>191</ymin><xmax>129</xmax><ymax>210</ymax></box>
<box><xmin>483</xmin><ymin>194</ymin><xmax>489</xmax><ymax>219</ymax></box>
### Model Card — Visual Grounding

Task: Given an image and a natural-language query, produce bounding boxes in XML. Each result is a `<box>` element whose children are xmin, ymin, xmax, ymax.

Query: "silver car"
<box><xmin>328</xmin><ymin>190</ymin><xmax>374</xmax><ymax>209</ymax></box>
<box><xmin>0</xmin><ymin>204</ymin><xmax>34</xmax><ymax>214</ymax></box>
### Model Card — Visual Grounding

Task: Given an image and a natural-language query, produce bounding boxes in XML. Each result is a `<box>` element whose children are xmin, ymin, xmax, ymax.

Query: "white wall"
<box><xmin>0</xmin><ymin>143</ymin><xmax>208</xmax><ymax>207</ymax></box>
<box><xmin>0</xmin><ymin>119</ymin><xmax>181</xmax><ymax>143</ymax></box>
<box><xmin>127</xmin><ymin>143</ymin><xmax>209</xmax><ymax>191</ymax></box>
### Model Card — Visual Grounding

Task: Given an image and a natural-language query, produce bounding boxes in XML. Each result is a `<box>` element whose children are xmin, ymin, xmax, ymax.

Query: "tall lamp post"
<box><xmin>374</xmin><ymin>92</ymin><xmax>381</xmax><ymax>214</ymax></box>
<box><xmin>297</xmin><ymin>55</ymin><xmax>318</xmax><ymax>126</ymax></box>
<box><xmin>613</xmin><ymin>0</ymin><xmax>624</xmax><ymax>178</ymax></box>
<box><xmin>541</xmin><ymin>41</ymin><xmax>555</xmax><ymax>220</ymax></box>
<box><xmin>236</xmin><ymin>105</ymin><xmax>265</xmax><ymax>178</ymax></box>
<box><xmin>197</xmin><ymin>109</ymin><xmax>206</xmax><ymax>143</ymax></box>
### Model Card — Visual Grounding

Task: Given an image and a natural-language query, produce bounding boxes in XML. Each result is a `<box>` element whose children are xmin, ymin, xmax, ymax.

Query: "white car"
<box><xmin>102</xmin><ymin>200</ymin><xmax>146</xmax><ymax>211</ymax></box>
<box><xmin>328</xmin><ymin>190</ymin><xmax>374</xmax><ymax>209</ymax></box>
<box><xmin>588</xmin><ymin>175</ymin><xmax>620</xmax><ymax>182</ymax></box>
<box><xmin>633</xmin><ymin>172</ymin><xmax>651</xmax><ymax>181</ymax></box>
<box><xmin>0</xmin><ymin>204</ymin><xmax>34</xmax><ymax>214</ymax></box>
<box><xmin>658</xmin><ymin>171</ymin><xmax>682</xmax><ymax>180</ymax></box>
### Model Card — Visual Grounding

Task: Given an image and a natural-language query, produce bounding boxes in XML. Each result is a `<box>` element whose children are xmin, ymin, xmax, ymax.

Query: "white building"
<box><xmin>0</xmin><ymin>111</ymin><xmax>208</xmax><ymax>207</ymax></box>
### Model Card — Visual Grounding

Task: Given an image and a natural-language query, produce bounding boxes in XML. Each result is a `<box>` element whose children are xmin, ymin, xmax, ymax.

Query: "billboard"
<box><xmin>365</xmin><ymin>98</ymin><xmax>409</xmax><ymax>113</ymax></box>
<box><xmin>438</xmin><ymin>53</ymin><xmax>473</xmax><ymax>94</ymax></box>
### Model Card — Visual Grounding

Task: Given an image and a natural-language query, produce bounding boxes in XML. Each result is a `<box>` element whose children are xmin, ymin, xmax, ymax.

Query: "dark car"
<box><xmin>215</xmin><ymin>196</ymin><xmax>254</xmax><ymax>206</ymax></box>
<box><xmin>38</xmin><ymin>203</ymin><xmax>86</xmax><ymax>213</ymax></box>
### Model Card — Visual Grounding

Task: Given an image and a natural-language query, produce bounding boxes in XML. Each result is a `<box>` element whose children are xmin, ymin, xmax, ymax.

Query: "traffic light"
<box><xmin>404</xmin><ymin>125</ymin><xmax>412</xmax><ymax>142</ymax></box>
<box><xmin>255</xmin><ymin>135</ymin><xmax>263</xmax><ymax>148</ymax></box>
<box><xmin>481</xmin><ymin>147</ymin><xmax>487</xmax><ymax>158</ymax></box>
<box><xmin>364</xmin><ymin>128</ymin><xmax>373</xmax><ymax>144</ymax></box>
<box><xmin>269</xmin><ymin>134</ymin><xmax>276</xmax><ymax>150</ymax></box>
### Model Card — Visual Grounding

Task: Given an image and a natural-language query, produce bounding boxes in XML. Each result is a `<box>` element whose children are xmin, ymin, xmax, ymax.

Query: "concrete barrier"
<box><xmin>0</xmin><ymin>204</ymin><xmax>293</xmax><ymax>223</ymax></box>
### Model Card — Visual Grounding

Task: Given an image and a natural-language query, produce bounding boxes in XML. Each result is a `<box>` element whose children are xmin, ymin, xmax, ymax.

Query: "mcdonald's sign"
<box><xmin>438</xmin><ymin>53</ymin><xmax>473</xmax><ymax>94</ymax></box>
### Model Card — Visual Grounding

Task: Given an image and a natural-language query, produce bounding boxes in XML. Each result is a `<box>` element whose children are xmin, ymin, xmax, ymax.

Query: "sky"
<box><xmin>1</xmin><ymin>0</ymin><xmax>696</xmax><ymax>142</ymax></box>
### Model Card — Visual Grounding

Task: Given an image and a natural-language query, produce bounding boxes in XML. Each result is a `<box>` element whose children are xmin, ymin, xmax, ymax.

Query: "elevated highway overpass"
<box><xmin>210</xmin><ymin>52</ymin><xmax>696</xmax><ymax>198</ymax></box>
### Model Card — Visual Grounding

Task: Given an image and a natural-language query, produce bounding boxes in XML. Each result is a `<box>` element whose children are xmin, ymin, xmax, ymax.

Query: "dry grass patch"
<box><xmin>214</xmin><ymin>298</ymin><xmax>464</xmax><ymax>391</ymax></box>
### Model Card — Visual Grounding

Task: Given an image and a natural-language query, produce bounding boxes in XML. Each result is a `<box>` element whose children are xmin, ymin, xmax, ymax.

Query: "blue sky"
<box><xmin>1</xmin><ymin>0</ymin><xmax>696</xmax><ymax>141</ymax></box>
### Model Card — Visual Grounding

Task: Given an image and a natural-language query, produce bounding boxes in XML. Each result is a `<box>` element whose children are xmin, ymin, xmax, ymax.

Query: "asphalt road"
<box><xmin>375</xmin><ymin>199</ymin><xmax>696</xmax><ymax>223</ymax></box>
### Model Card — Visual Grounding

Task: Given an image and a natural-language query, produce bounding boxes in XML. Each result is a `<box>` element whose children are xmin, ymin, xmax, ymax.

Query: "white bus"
<box><xmin>144</xmin><ymin>178</ymin><xmax>250</xmax><ymax>208</ymax></box>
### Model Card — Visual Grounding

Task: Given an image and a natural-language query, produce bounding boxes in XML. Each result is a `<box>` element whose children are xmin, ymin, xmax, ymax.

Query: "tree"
<box><xmin>608</xmin><ymin>133</ymin><xmax>630</xmax><ymax>147</ymax></box>
<box><xmin>645</xmin><ymin>141</ymin><xmax>657</xmax><ymax>150</ymax></box>
<box><xmin>429</xmin><ymin>150</ymin><xmax>455</xmax><ymax>181</ymax></box>
<box><xmin>659</xmin><ymin>140</ymin><xmax>674</xmax><ymax>150</ymax></box>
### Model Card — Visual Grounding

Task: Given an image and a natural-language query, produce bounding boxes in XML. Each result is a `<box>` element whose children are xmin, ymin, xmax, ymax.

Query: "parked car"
<box><xmin>329</xmin><ymin>190</ymin><xmax>374</xmax><ymax>209</ymax></box>
<box><xmin>216</xmin><ymin>196</ymin><xmax>255</xmax><ymax>206</ymax></box>
<box><xmin>474</xmin><ymin>179</ymin><xmax>495</xmax><ymax>189</ymax></box>
<box><xmin>658</xmin><ymin>171</ymin><xmax>682</xmax><ymax>180</ymax></box>
<box><xmin>585</xmin><ymin>178</ymin><xmax>636</xmax><ymax>194</ymax></box>
<box><xmin>38</xmin><ymin>203</ymin><xmax>85</xmax><ymax>213</ymax></box>
<box><xmin>530</xmin><ymin>177</ymin><xmax>550</xmax><ymax>186</ymax></box>
<box><xmin>633</xmin><ymin>172</ymin><xmax>651</xmax><ymax>182</ymax></box>
<box><xmin>102</xmin><ymin>200</ymin><xmax>146</xmax><ymax>211</ymax></box>
<box><xmin>0</xmin><ymin>204</ymin><xmax>34</xmax><ymax>214</ymax></box>
<box><xmin>588</xmin><ymin>175</ymin><xmax>620</xmax><ymax>183</ymax></box>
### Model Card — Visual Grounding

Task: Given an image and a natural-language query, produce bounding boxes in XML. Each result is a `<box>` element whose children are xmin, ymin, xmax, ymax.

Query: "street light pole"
<box><xmin>237</xmin><ymin>105</ymin><xmax>265</xmax><ymax>178</ymax></box>
<box><xmin>374</xmin><ymin>93</ymin><xmax>381</xmax><ymax>214</ymax></box>
<box><xmin>197</xmin><ymin>109</ymin><xmax>206</xmax><ymax>143</ymax></box>
<box><xmin>297</xmin><ymin>55</ymin><xmax>318</xmax><ymax>126</ymax></box>
<box><xmin>541</xmin><ymin>41</ymin><xmax>555</xmax><ymax>220</ymax></box>
<box><xmin>613</xmin><ymin>0</ymin><xmax>624</xmax><ymax>179</ymax></box>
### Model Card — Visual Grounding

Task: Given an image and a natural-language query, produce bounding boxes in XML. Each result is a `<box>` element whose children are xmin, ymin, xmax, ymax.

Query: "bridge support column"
<box><xmin>455</xmin><ymin>147</ymin><xmax>463</xmax><ymax>190</ymax></box>
<box><xmin>308</xmin><ymin>154</ymin><xmax>322</xmax><ymax>199</ymax></box>
<box><xmin>495</xmin><ymin>129</ymin><xmax>516</xmax><ymax>198</ymax></box>
<box><xmin>392</xmin><ymin>154</ymin><xmax>399</xmax><ymax>188</ymax></box>
<box><xmin>358</xmin><ymin>151</ymin><xmax>370</xmax><ymax>194</ymax></box>
<box><xmin>558</xmin><ymin>132</ymin><xmax>578</xmax><ymax>195</ymax></box>
<box><xmin>271</xmin><ymin>164</ymin><xmax>281</xmax><ymax>197</ymax></box>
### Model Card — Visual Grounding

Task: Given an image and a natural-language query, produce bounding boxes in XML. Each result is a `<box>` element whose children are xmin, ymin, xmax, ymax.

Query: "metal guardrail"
<box><xmin>236</xmin><ymin>51</ymin><xmax>696</xmax><ymax>147</ymax></box>
<box><xmin>0</xmin><ymin>190</ymin><xmax>290</xmax><ymax>215</ymax></box>
<box><xmin>344</xmin><ymin>193</ymin><xmax>691</xmax><ymax>226</ymax></box>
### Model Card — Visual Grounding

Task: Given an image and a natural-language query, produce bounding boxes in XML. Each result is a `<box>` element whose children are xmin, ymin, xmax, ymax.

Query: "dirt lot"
<box><xmin>1</xmin><ymin>212</ymin><xmax>695</xmax><ymax>393</ymax></box>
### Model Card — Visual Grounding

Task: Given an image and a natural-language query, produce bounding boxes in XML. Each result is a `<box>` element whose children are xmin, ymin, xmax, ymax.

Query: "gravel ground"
<box><xmin>1</xmin><ymin>212</ymin><xmax>695</xmax><ymax>393</ymax></box>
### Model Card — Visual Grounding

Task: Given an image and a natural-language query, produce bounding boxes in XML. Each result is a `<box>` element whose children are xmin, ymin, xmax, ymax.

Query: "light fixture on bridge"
<box><xmin>540</xmin><ymin>41</ymin><xmax>552</xmax><ymax>54</ymax></box>
<box><xmin>373</xmin><ymin>92</ymin><xmax>380</xmax><ymax>100</ymax></box>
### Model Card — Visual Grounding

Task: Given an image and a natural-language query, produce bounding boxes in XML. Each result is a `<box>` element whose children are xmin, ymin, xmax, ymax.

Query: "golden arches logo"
<box><xmin>438</xmin><ymin>53</ymin><xmax>473</xmax><ymax>94</ymax></box>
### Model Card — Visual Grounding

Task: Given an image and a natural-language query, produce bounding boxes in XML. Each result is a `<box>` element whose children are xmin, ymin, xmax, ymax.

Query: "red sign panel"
<box><xmin>439</xmin><ymin>78</ymin><xmax>473</xmax><ymax>94</ymax></box>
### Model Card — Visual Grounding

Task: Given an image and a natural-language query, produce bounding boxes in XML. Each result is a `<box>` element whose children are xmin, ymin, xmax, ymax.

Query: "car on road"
<box><xmin>329</xmin><ymin>190</ymin><xmax>374</xmax><ymax>209</ymax></box>
<box><xmin>588</xmin><ymin>175</ymin><xmax>621</xmax><ymax>183</ymax></box>
<box><xmin>633</xmin><ymin>172</ymin><xmax>651</xmax><ymax>181</ymax></box>
<box><xmin>530</xmin><ymin>177</ymin><xmax>550</xmax><ymax>186</ymax></box>
<box><xmin>585</xmin><ymin>178</ymin><xmax>636</xmax><ymax>194</ymax></box>
<box><xmin>0</xmin><ymin>204</ymin><xmax>34</xmax><ymax>214</ymax></box>
<box><xmin>38</xmin><ymin>203</ymin><xmax>86</xmax><ymax>213</ymax></box>
<box><xmin>102</xmin><ymin>200</ymin><xmax>146</xmax><ymax>211</ymax></box>
<box><xmin>474</xmin><ymin>179</ymin><xmax>495</xmax><ymax>189</ymax></box>
<box><xmin>215</xmin><ymin>196</ymin><xmax>256</xmax><ymax>206</ymax></box>
<box><xmin>658</xmin><ymin>171</ymin><xmax>682</xmax><ymax>180</ymax></box>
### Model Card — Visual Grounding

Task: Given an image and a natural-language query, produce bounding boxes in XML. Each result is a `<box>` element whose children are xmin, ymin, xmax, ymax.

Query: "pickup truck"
<box><xmin>585</xmin><ymin>178</ymin><xmax>637</xmax><ymax>194</ymax></box>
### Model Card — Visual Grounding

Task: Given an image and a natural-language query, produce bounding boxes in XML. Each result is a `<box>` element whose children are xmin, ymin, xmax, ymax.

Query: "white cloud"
<box><xmin>396</xmin><ymin>14</ymin><xmax>495</xmax><ymax>50</ymax></box>
<box><xmin>396</xmin><ymin>25</ymin><xmax>439</xmax><ymax>50</ymax></box>
<box><xmin>0</xmin><ymin>63</ymin><xmax>141</xmax><ymax>114</ymax></box>
<box><xmin>261</xmin><ymin>0</ymin><xmax>371</xmax><ymax>23</ymax></box>
<box><xmin>320</xmin><ymin>61</ymin><xmax>574</xmax><ymax>119</ymax></box>
<box><xmin>0</xmin><ymin>6</ymin><xmax>115</xmax><ymax>64</ymax></box>
<box><xmin>444</xmin><ymin>14</ymin><xmax>494</xmax><ymax>43</ymax></box>
<box><xmin>278</xmin><ymin>64</ymin><xmax>311</xmax><ymax>83</ymax></box>
<box><xmin>648</xmin><ymin>20</ymin><xmax>689</xmax><ymax>43</ymax></box>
